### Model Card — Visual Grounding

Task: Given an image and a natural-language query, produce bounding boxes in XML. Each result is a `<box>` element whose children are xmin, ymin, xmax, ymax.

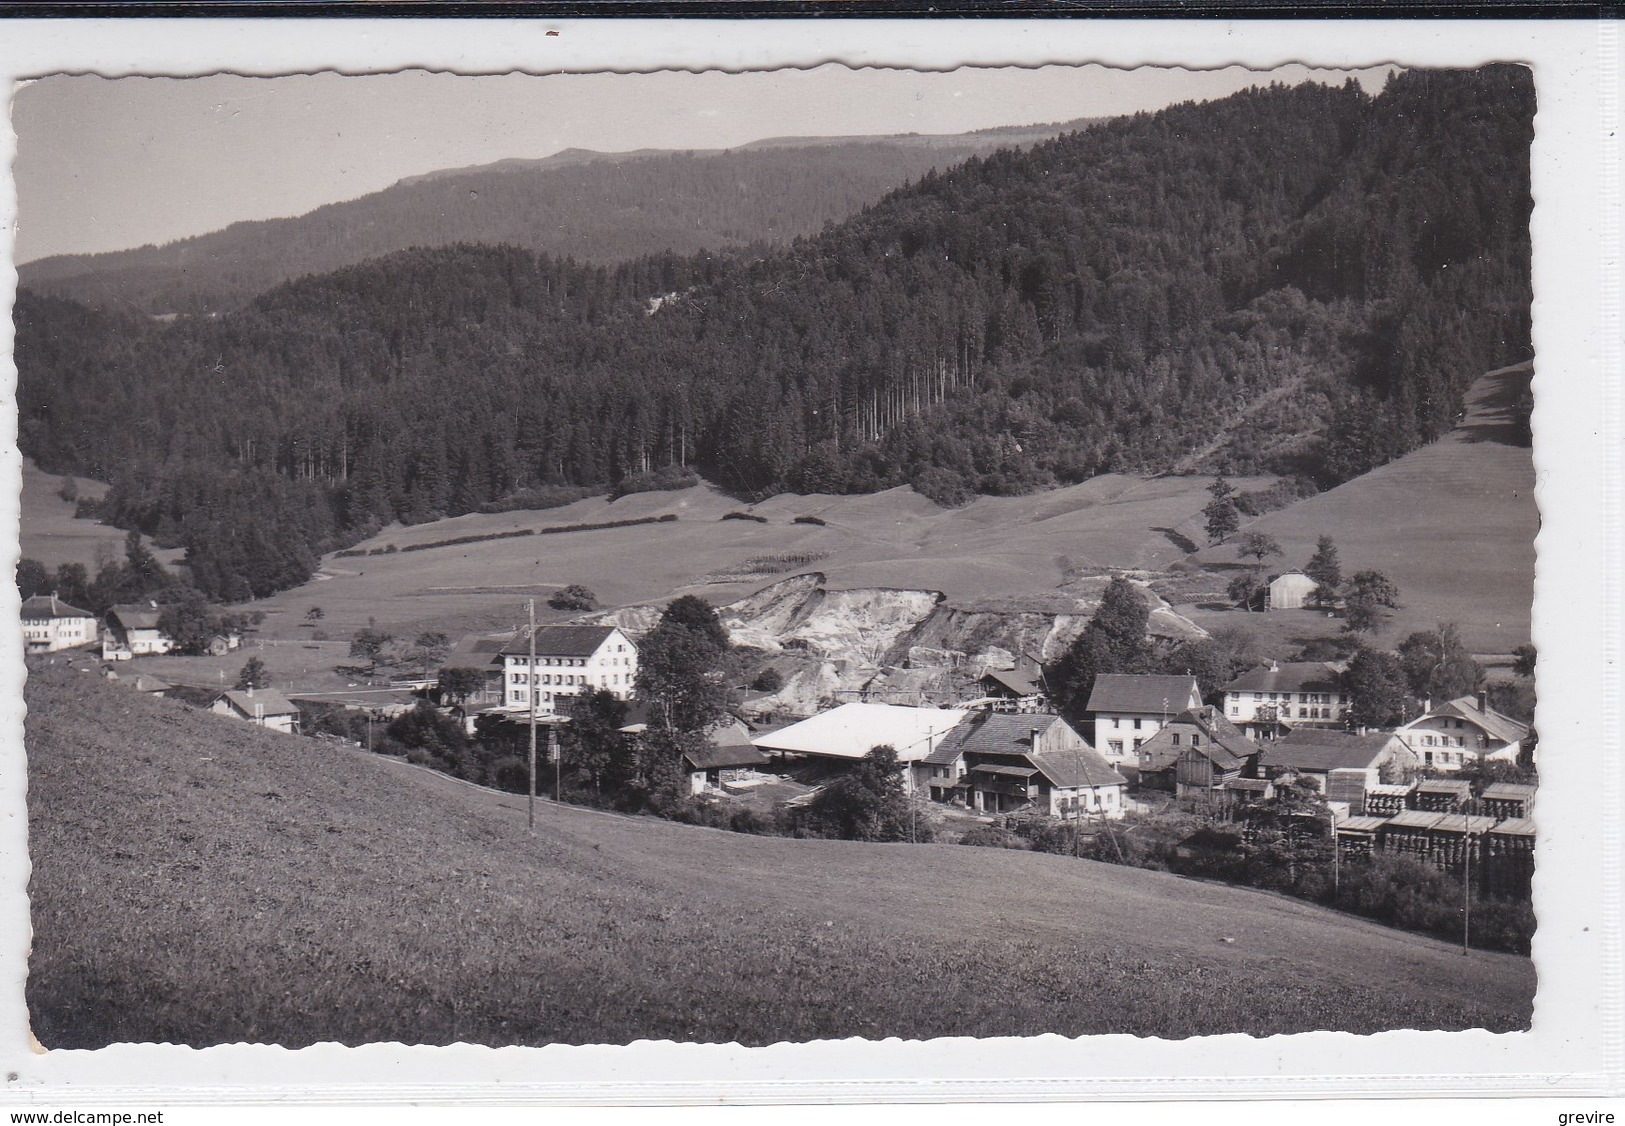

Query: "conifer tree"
<box><xmin>1304</xmin><ymin>535</ymin><xmax>1343</xmax><ymax>607</ymax></box>
<box><xmin>1204</xmin><ymin>475</ymin><xmax>1240</xmax><ymax>546</ymax></box>
<box><xmin>1050</xmin><ymin>575</ymin><xmax>1153</xmax><ymax>717</ymax></box>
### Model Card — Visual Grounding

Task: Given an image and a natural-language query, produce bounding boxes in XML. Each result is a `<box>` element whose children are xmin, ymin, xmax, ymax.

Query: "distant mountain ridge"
<box><xmin>17</xmin><ymin>121</ymin><xmax>1095</xmax><ymax>315</ymax></box>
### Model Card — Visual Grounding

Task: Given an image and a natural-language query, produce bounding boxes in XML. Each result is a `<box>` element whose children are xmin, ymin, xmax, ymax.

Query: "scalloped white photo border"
<box><xmin>0</xmin><ymin>16</ymin><xmax>1616</xmax><ymax>1107</ymax></box>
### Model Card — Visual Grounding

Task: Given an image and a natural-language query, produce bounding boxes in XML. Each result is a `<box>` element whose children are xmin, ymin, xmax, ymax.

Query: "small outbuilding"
<box><xmin>1266</xmin><ymin>571</ymin><xmax>1320</xmax><ymax>610</ymax></box>
<box><xmin>211</xmin><ymin>687</ymin><xmax>301</xmax><ymax>735</ymax></box>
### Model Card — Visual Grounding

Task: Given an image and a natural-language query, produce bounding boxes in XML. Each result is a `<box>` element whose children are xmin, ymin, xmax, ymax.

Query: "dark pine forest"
<box><xmin>15</xmin><ymin>67</ymin><xmax>1534</xmax><ymax>602</ymax></box>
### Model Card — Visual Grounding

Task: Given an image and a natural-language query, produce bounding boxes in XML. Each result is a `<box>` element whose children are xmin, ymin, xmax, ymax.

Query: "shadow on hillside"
<box><xmin>1153</xmin><ymin>526</ymin><xmax>1200</xmax><ymax>554</ymax></box>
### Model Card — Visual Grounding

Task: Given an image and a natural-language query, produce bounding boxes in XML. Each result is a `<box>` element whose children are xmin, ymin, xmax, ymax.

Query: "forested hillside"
<box><xmin>15</xmin><ymin>67</ymin><xmax>1533</xmax><ymax>602</ymax></box>
<box><xmin>17</xmin><ymin>131</ymin><xmax>1072</xmax><ymax>315</ymax></box>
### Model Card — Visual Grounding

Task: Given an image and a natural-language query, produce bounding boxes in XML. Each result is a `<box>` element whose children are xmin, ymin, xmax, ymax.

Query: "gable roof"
<box><xmin>981</xmin><ymin>669</ymin><xmax>1042</xmax><ymax>697</ymax></box>
<box><xmin>499</xmin><ymin>625</ymin><xmax>623</xmax><ymax>659</ymax></box>
<box><xmin>20</xmin><ymin>594</ymin><xmax>95</xmax><ymax>620</ymax></box>
<box><xmin>107</xmin><ymin>603</ymin><xmax>165</xmax><ymax>631</ymax></box>
<box><xmin>934</xmin><ymin>711</ymin><xmax>1072</xmax><ymax>762</ymax></box>
<box><xmin>682</xmin><ymin>743</ymin><xmax>770</xmax><ymax>771</ymax></box>
<box><xmin>442</xmin><ymin>634</ymin><xmax>514</xmax><ymax>672</ymax></box>
<box><xmin>1480</xmin><ymin>782</ymin><xmax>1538</xmax><ymax>802</ymax></box>
<box><xmin>1259</xmin><ymin>729</ymin><xmax>1400</xmax><ymax>773</ymax></box>
<box><xmin>1135</xmin><ymin>705</ymin><xmax>1255</xmax><ymax>772</ymax></box>
<box><xmin>1085</xmin><ymin>674</ymin><xmax>1200</xmax><ymax>716</ymax></box>
<box><xmin>1224</xmin><ymin>661</ymin><xmax>1344</xmax><ymax>695</ymax></box>
<box><xmin>1428</xmin><ymin>695</ymin><xmax>1531</xmax><ymax>746</ymax></box>
<box><xmin>752</xmin><ymin>702</ymin><xmax>969</xmax><ymax>762</ymax></box>
<box><xmin>1027</xmin><ymin>748</ymin><xmax>1128</xmax><ymax>790</ymax></box>
<box><xmin>215</xmin><ymin>688</ymin><xmax>299</xmax><ymax>717</ymax></box>
<box><xmin>1268</xmin><ymin>571</ymin><xmax>1317</xmax><ymax>590</ymax></box>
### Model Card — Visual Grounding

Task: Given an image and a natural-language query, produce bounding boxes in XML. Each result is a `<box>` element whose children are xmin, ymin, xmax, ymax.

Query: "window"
<box><xmin>1171</xmin><ymin>733</ymin><xmax>1181</xmax><ymax>745</ymax></box>
<box><xmin>1299</xmin><ymin>693</ymin><xmax>1309</xmax><ymax>703</ymax></box>
<box><xmin>1112</xmin><ymin>717</ymin><xmax>1121</xmax><ymax>728</ymax></box>
<box><xmin>1229</xmin><ymin>705</ymin><xmax>1239</xmax><ymax>715</ymax></box>
<box><xmin>1422</xmin><ymin>735</ymin><xmax>1434</xmax><ymax>746</ymax></box>
<box><xmin>1132</xmin><ymin>738</ymin><xmax>1143</xmax><ymax>750</ymax></box>
<box><xmin>1108</xmin><ymin>741</ymin><xmax>1123</xmax><ymax>754</ymax></box>
<box><xmin>1254</xmin><ymin>692</ymin><xmax>1263</xmax><ymax>701</ymax></box>
<box><xmin>1133</xmin><ymin>718</ymin><xmax>1142</xmax><ymax>730</ymax></box>
<box><xmin>1192</xmin><ymin>735</ymin><xmax>1202</xmax><ymax>746</ymax></box>
<box><xmin>1424</xmin><ymin>751</ymin><xmax>1434</xmax><ymax>764</ymax></box>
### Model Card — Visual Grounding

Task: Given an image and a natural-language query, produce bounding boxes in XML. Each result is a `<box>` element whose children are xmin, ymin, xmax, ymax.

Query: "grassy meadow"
<box><xmin>1186</xmin><ymin>364</ymin><xmax>1537</xmax><ymax>654</ymax></box>
<box><xmin>18</xmin><ymin>461</ymin><xmax>183</xmax><ymax>574</ymax></box>
<box><xmin>239</xmin><ymin>472</ymin><xmax>1278</xmax><ymax>643</ymax></box>
<box><xmin>27</xmin><ymin>667</ymin><xmax>1534</xmax><ymax>1048</ymax></box>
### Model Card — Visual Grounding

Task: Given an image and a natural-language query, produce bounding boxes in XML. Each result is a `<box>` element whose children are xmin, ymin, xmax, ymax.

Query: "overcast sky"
<box><xmin>11</xmin><ymin>63</ymin><xmax>1394</xmax><ymax>264</ymax></box>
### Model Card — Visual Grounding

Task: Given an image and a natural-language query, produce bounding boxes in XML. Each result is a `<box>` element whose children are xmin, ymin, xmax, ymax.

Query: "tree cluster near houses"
<box><xmin>16</xmin><ymin>533</ymin><xmax>264</xmax><ymax>661</ymax></box>
<box><xmin>14</xmin><ymin>67</ymin><xmax>1533</xmax><ymax>601</ymax></box>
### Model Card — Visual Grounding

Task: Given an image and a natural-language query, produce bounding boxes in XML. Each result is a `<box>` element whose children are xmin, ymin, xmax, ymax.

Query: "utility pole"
<box><xmin>527</xmin><ymin>598</ymin><xmax>537</xmax><ymax>834</ymax></box>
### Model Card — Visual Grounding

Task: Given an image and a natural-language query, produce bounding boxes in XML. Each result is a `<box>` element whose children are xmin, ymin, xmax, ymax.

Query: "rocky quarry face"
<box><xmin>579</xmin><ymin>570</ymin><xmax>1206</xmax><ymax>719</ymax></box>
<box><xmin>724</xmin><ymin>572</ymin><xmax>1206</xmax><ymax>719</ymax></box>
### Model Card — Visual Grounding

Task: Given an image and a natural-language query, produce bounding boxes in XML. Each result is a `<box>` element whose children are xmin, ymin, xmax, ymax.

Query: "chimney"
<box><xmin>1269</xmin><ymin>658</ymin><xmax>1279</xmax><ymax>673</ymax></box>
<box><xmin>1477</xmin><ymin>690</ymin><xmax>1488</xmax><ymax>713</ymax></box>
<box><xmin>1029</xmin><ymin>726</ymin><xmax>1042</xmax><ymax>754</ymax></box>
<box><xmin>247</xmin><ymin>685</ymin><xmax>254</xmax><ymax>698</ymax></box>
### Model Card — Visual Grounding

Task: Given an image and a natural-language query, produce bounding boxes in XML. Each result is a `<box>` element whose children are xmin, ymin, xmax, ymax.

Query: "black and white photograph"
<box><xmin>0</xmin><ymin>17</ymin><xmax>1616</xmax><ymax>1109</ymax></box>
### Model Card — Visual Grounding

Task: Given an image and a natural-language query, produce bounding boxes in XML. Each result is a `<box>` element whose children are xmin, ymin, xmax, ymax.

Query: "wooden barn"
<box><xmin>1265</xmin><ymin>571</ymin><xmax>1319</xmax><ymax>610</ymax></box>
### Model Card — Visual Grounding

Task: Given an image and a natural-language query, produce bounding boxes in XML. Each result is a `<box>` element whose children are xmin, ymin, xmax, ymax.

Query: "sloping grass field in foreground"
<box><xmin>26</xmin><ymin>667</ymin><xmax>1534</xmax><ymax>1048</ymax></box>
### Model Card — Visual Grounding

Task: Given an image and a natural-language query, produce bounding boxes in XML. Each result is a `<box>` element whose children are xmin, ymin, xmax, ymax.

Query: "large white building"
<box><xmin>21</xmin><ymin>594</ymin><xmax>98</xmax><ymax>653</ymax></box>
<box><xmin>500</xmin><ymin>625</ymin><xmax>638</xmax><ymax>713</ymax></box>
<box><xmin>1222</xmin><ymin>660</ymin><xmax>1349</xmax><ymax>732</ymax></box>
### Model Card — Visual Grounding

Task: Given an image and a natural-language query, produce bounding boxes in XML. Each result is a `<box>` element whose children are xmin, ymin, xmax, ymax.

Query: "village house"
<box><xmin>679</xmin><ymin>739</ymin><xmax>772</xmax><ymax>797</ymax></box>
<box><xmin>128</xmin><ymin>674</ymin><xmax>171</xmax><ymax>698</ymax></box>
<box><xmin>1084</xmin><ymin>673</ymin><xmax>1202</xmax><ymax>771</ymax></box>
<box><xmin>752</xmin><ymin>702</ymin><xmax>969</xmax><ymax>792</ymax></box>
<box><xmin>921</xmin><ymin>711</ymin><xmax>1126</xmax><ymax>818</ymax></box>
<box><xmin>1255</xmin><ymin>728</ymin><xmax>1418</xmax><ymax>808</ymax></box>
<box><xmin>500</xmin><ymin>625</ymin><xmax>638</xmax><ymax>714</ymax></box>
<box><xmin>1132</xmin><ymin>704</ymin><xmax>1255</xmax><ymax>791</ymax></box>
<box><xmin>439</xmin><ymin>633</ymin><xmax>515</xmax><ymax>705</ymax></box>
<box><xmin>20</xmin><ymin>593</ymin><xmax>99</xmax><ymax>654</ymax></box>
<box><xmin>974</xmin><ymin>667</ymin><xmax>1048</xmax><ymax>713</ymax></box>
<box><xmin>1222</xmin><ymin>660</ymin><xmax>1349</xmax><ymax>736</ymax></box>
<box><xmin>1395</xmin><ymin>692</ymin><xmax>1531</xmax><ymax>770</ymax></box>
<box><xmin>102</xmin><ymin>602</ymin><xmax>174</xmax><ymax>660</ymax></box>
<box><xmin>211</xmin><ymin>686</ymin><xmax>301</xmax><ymax>735</ymax></box>
<box><xmin>611</xmin><ymin>702</ymin><xmax>770</xmax><ymax>796</ymax></box>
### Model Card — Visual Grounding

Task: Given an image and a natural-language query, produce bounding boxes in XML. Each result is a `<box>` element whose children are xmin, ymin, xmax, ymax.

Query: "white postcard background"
<box><xmin>0</xmin><ymin>16</ymin><xmax>1617</xmax><ymax>1107</ymax></box>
